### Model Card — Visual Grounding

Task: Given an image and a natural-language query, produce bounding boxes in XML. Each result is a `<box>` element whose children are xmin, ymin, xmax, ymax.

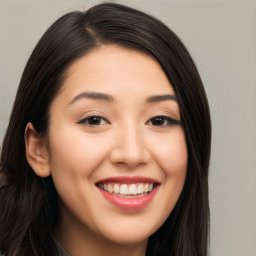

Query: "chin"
<box><xmin>100</xmin><ymin>227</ymin><xmax>154</xmax><ymax>245</ymax></box>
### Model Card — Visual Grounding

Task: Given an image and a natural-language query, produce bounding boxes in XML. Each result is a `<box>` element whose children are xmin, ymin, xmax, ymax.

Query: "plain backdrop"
<box><xmin>0</xmin><ymin>0</ymin><xmax>255</xmax><ymax>255</ymax></box>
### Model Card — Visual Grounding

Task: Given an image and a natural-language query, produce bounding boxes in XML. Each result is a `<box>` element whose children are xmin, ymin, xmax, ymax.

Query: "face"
<box><xmin>46</xmin><ymin>45</ymin><xmax>187</xmax><ymax>246</ymax></box>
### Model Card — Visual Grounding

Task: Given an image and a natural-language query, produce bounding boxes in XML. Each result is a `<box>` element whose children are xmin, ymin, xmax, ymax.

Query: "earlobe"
<box><xmin>25</xmin><ymin>122</ymin><xmax>51</xmax><ymax>177</ymax></box>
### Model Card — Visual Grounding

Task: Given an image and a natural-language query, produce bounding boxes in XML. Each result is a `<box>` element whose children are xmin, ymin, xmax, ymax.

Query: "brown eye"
<box><xmin>77</xmin><ymin>116</ymin><xmax>109</xmax><ymax>126</ymax></box>
<box><xmin>147</xmin><ymin>115</ymin><xmax>180</xmax><ymax>126</ymax></box>
<box><xmin>150</xmin><ymin>116</ymin><xmax>166</xmax><ymax>126</ymax></box>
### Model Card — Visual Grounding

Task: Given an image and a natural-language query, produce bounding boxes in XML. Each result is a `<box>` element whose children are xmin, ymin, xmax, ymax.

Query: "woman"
<box><xmin>0</xmin><ymin>3</ymin><xmax>211</xmax><ymax>256</ymax></box>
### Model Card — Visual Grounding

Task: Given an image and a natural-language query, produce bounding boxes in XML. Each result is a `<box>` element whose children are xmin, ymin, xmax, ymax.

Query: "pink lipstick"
<box><xmin>96</xmin><ymin>176</ymin><xmax>160</xmax><ymax>211</ymax></box>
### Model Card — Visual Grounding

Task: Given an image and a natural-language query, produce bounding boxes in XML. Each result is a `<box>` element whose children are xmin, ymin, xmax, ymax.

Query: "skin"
<box><xmin>25</xmin><ymin>45</ymin><xmax>187</xmax><ymax>256</ymax></box>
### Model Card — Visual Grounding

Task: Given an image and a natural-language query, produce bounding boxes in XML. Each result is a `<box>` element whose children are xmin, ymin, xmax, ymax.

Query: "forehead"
<box><xmin>57</xmin><ymin>45</ymin><xmax>175</xmax><ymax>102</ymax></box>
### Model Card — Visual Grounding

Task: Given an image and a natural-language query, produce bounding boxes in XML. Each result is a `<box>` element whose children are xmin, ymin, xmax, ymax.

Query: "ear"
<box><xmin>25</xmin><ymin>122</ymin><xmax>51</xmax><ymax>177</ymax></box>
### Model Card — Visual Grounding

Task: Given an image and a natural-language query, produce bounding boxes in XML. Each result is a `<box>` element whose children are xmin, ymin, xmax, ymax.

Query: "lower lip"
<box><xmin>98</xmin><ymin>186</ymin><xmax>159</xmax><ymax>211</ymax></box>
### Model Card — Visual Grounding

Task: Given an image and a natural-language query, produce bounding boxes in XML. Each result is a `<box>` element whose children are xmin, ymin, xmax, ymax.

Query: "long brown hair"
<box><xmin>0</xmin><ymin>3</ymin><xmax>211</xmax><ymax>256</ymax></box>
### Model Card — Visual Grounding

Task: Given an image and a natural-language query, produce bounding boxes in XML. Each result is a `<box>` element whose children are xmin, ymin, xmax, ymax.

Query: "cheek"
<box><xmin>47</xmin><ymin>125</ymin><xmax>111</xmax><ymax>178</ymax></box>
<box><xmin>46</xmin><ymin>125</ymin><xmax>113</xmax><ymax>217</ymax></box>
<box><xmin>150</xmin><ymin>128</ymin><xmax>187</xmax><ymax>209</ymax></box>
<box><xmin>46</xmin><ymin>126</ymin><xmax>112</xmax><ymax>226</ymax></box>
<box><xmin>149</xmin><ymin>128</ymin><xmax>188</xmax><ymax>177</ymax></box>
<box><xmin>142</xmin><ymin>128</ymin><xmax>187</xmax><ymax>232</ymax></box>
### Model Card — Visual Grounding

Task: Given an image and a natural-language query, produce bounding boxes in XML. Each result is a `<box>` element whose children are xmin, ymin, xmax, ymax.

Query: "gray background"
<box><xmin>0</xmin><ymin>0</ymin><xmax>255</xmax><ymax>255</ymax></box>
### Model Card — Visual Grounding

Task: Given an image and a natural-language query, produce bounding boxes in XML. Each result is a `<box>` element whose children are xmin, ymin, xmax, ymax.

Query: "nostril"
<box><xmin>109</xmin><ymin>148</ymin><xmax>150</xmax><ymax>167</ymax></box>
<box><xmin>109</xmin><ymin>131</ymin><xmax>151</xmax><ymax>167</ymax></box>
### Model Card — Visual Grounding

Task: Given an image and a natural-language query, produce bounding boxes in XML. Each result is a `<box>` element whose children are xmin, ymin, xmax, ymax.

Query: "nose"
<box><xmin>109</xmin><ymin>125</ymin><xmax>150</xmax><ymax>168</ymax></box>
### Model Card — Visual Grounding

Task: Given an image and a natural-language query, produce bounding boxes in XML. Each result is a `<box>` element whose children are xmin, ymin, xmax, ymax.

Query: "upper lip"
<box><xmin>96</xmin><ymin>176</ymin><xmax>161</xmax><ymax>184</ymax></box>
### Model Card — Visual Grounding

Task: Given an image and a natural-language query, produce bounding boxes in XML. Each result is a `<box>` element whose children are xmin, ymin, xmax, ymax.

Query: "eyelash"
<box><xmin>77</xmin><ymin>116</ymin><xmax>109</xmax><ymax>126</ymax></box>
<box><xmin>77</xmin><ymin>115</ymin><xmax>180</xmax><ymax>127</ymax></box>
<box><xmin>146</xmin><ymin>115</ymin><xmax>180</xmax><ymax>126</ymax></box>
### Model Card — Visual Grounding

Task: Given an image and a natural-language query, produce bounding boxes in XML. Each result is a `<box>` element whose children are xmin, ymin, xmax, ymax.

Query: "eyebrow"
<box><xmin>68</xmin><ymin>92</ymin><xmax>115</xmax><ymax>105</ymax></box>
<box><xmin>146</xmin><ymin>94</ymin><xmax>178</xmax><ymax>103</ymax></box>
<box><xmin>68</xmin><ymin>91</ymin><xmax>177</xmax><ymax>106</ymax></box>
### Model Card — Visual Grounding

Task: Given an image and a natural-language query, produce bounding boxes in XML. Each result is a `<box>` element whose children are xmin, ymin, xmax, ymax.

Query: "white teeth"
<box><xmin>114</xmin><ymin>184</ymin><xmax>119</xmax><ymax>194</ymax></box>
<box><xmin>107</xmin><ymin>184</ymin><xmax>113</xmax><ymax>193</ymax></box>
<box><xmin>144</xmin><ymin>184</ymin><xmax>149</xmax><ymax>193</ymax></box>
<box><xmin>137</xmin><ymin>184</ymin><xmax>144</xmax><ymax>194</ymax></box>
<box><xmin>128</xmin><ymin>184</ymin><xmax>137</xmax><ymax>195</ymax></box>
<box><xmin>120</xmin><ymin>184</ymin><xmax>129</xmax><ymax>195</ymax></box>
<box><xmin>99</xmin><ymin>182</ymin><xmax>155</xmax><ymax>195</ymax></box>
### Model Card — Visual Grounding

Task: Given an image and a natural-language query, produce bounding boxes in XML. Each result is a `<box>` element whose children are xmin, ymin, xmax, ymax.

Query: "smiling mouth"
<box><xmin>96</xmin><ymin>177</ymin><xmax>160</xmax><ymax>210</ymax></box>
<box><xmin>96</xmin><ymin>182</ymin><xmax>156</xmax><ymax>198</ymax></box>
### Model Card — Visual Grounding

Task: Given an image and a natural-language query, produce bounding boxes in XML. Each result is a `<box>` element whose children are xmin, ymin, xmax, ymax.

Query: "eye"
<box><xmin>146</xmin><ymin>115</ymin><xmax>180</xmax><ymax>126</ymax></box>
<box><xmin>77</xmin><ymin>116</ymin><xmax>109</xmax><ymax>126</ymax></box>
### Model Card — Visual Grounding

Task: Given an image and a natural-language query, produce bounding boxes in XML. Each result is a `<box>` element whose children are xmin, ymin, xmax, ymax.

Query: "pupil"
<box><xmin>89</xmin><ymin>116</ymin><xmax>101</xmax><ymax>125</ymax></box>
<box><xmin>153</xmin><ymin>117</ymin><xmax>164</xmax><ymax>125</ymax></box>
